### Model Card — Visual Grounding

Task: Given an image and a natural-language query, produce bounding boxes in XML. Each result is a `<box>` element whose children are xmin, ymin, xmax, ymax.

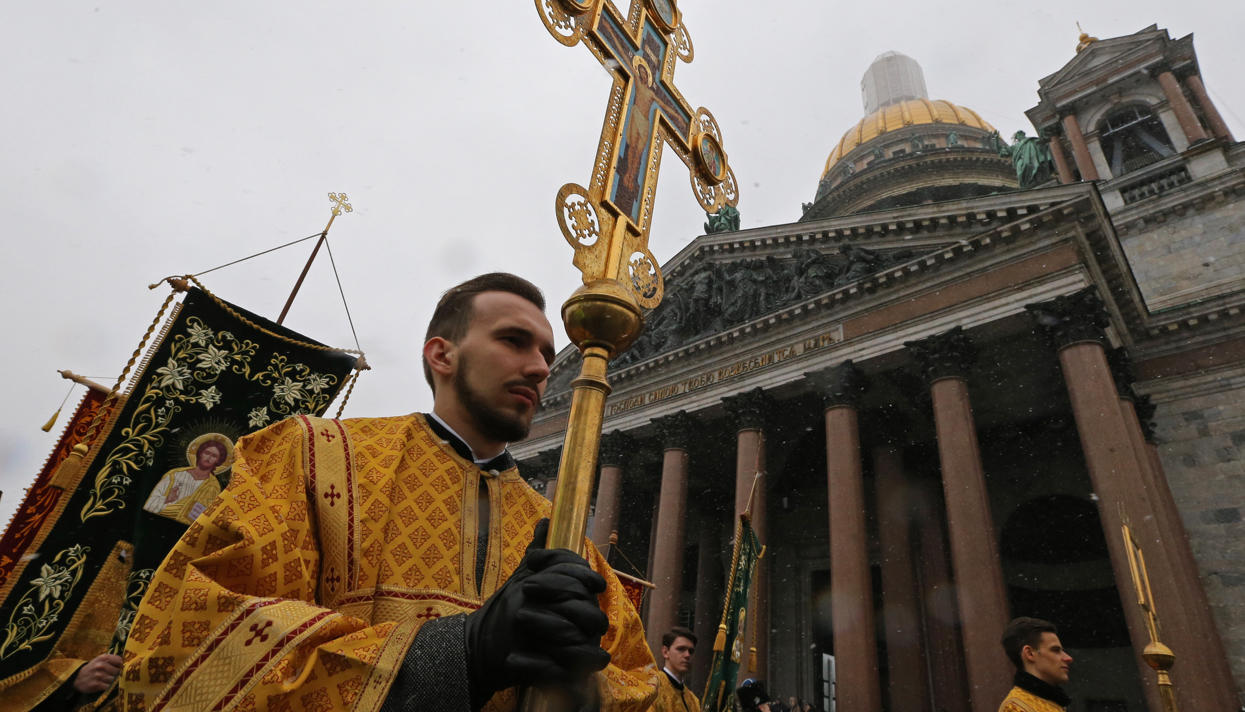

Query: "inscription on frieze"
<box><xmin>607</xmin><ymin>325</ymin><xmax>844</xmax><ymax>416</ymax></box>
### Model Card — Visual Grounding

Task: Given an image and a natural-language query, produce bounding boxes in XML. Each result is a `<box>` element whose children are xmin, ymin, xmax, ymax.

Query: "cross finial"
<box><xmin>328</xmin><ymin>192</ymin><xmax>353</xmax><ymax>217</ymax></box>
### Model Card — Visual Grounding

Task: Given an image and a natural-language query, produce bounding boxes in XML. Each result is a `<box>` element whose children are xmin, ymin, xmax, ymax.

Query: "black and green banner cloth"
<box><xmin>0</xmin><ymin>286</ymin><xmax>358</xmax><ymax>684</ymax></box>
<box><xmin>701</xmin><ymin>516</ymin><xmax>763</xmax><ymax>712</ymax></box>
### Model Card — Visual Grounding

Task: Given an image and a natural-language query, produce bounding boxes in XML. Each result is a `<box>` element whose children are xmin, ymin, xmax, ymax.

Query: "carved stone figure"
<box><xmin>839</xmin><ymin>244</ymin><xmax>885</xmax><ymax>284</ymax></box>
<box><xmin>685</xmin><ymin>263</ymin><xmax>721</xmax><ymax>335</ymax></box>
<box><xmin>601</xmin><ymin>244</ymin><xmax>927</xmax><ymax>374</ymax></box>
<box><xmin>790</xmin><ymin>247</ymin><xmax>840</xmax><ymax>300</ymax></box>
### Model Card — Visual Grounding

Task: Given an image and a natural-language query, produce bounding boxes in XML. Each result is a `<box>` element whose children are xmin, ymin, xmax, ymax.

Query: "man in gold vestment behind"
<box><xmin>998</xmin><ymin>617</ymin><xmax>1074</xmax><ymax>712</ymax></box>
<box><xmin>121</xmin><ymin>273</ymin><xmax>658</xmax><ymax>712</ymax></box>
<box><xmin>650</xmin><ymin>627</ymin><xmax>699</xmax><ymax>712</ymax></box>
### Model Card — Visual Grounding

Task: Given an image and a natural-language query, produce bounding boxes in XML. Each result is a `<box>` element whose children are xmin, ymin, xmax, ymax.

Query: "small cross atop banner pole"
<box><xmin>277</xmin><ymin>193</ymin><xmax>353</xmax><ymax>325</ymax></box>
<box><xmin>526</xmin><ymin>1</ymin><xmax>739</xmax><ymax>709</ymax></box>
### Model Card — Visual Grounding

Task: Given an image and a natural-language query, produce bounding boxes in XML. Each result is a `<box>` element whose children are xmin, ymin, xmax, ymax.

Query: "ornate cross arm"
<box><xmin>538</xmin><ymin>0</ymin><xmax>739</xmax><ymax>309</ymax></box>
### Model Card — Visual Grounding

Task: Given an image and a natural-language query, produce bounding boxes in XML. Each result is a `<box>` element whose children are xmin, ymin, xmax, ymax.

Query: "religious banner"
<box><xmin>700</xmin><ymin>515</ymin><xmax>762</xmax><ymax>712</ymax></box>
<box><xmin>0</xmin><ymin>286</ymin><xmax>359</xmax><ymax>706</ymax></box>
<box><xmin>613</xmin><ymin>569</ymin><xmax>655</xmax><ymax>614</ymax></box>
<box><xmin>0</xmin><ymin>389</ymin><xmax>107</xmax><ymax>589</ymax></box>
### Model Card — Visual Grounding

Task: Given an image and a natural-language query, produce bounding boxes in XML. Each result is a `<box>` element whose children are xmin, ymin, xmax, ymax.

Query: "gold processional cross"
<box><xmin>532</xmin><ymin>0</ymin><xmax>738</xmax><ymax>544</ymax></box>
<box><xmin>525</xmin><ymin>1</ymin><xmax>738</xmax><ymax>706</ymax></box>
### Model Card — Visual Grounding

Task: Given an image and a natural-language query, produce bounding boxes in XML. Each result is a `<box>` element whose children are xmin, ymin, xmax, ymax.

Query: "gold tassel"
<box><xmin>44</xmin><ymin>382</ymin><xmax>77</xmax><ymax>432</ymax></box>
<box><xmin>50</xmin><ymin>443</ymin><xmax>89</xmax><ymax>490</ymax></box>
<box><xmin>748</xmin><ymin>646</ymin><xmax>758</xmax><ymax>672</ymax></box>
<box><xmin>41</xmin><ymin>408</ymin><xmax>62</xmax><ymax>432</ymax></box>
<box><xmin>713</xmin><ymin>622</ymin><xmax>727</xmax><ymax>652</ymax></box>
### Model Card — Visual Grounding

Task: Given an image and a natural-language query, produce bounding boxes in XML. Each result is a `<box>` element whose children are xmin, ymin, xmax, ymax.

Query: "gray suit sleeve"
<box><xmin>379</xmin><ymin>614</ymin><xmax>472</xmax><ymax>712</ymax></box>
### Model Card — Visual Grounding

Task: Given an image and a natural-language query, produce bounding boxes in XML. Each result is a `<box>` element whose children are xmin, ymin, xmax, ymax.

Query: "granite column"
<box><xmin>646</xmin><ymin>411</ymin><xmax>695</xmax><ymax>655</ymax></box>
<box><xmin>591</xmin><ymin>431</ymin><xmax>632</xmax><ymax>551</ymax></box>
<box><xmin>1157</xmin><ymin>70</ymin><xmax>1209</xmax><ymax>144</ymax></box>
<box><xmin>1184</xmin><ymin>74</ymin><xmax>1233</xmax><ymax>141</ymax></box>
<box><xmin>874</xmin><ymin>442</ymin><xmax>930</xmax><ymax>712</ymax></box>
<box><xmin>905</xmin><ymin>327</ymin><xmax>1010</xmax><ymax>712</ymax></box>
<box><xmin>1061</xmin><ymin>114</ymin><xmax>1100</xmax><ymax>180</ymax></box>
<box><xmin>808</xmin><ymin>362</ymin><xmax>882</xmax><ymax>712</ymax></box>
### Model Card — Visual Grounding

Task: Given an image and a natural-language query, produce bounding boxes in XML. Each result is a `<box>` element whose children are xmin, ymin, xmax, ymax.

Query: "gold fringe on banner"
<box><xmin>748</xmin><ymin>647</ymin><xmax>758</xmax><ymax>673</ymax></box>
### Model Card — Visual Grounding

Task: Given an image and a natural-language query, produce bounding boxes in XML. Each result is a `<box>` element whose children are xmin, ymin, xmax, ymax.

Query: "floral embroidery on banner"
<box><xmin>0</xmin><ymin>544</ymin><xmax>90</xmax><ymax>658</ymax></box>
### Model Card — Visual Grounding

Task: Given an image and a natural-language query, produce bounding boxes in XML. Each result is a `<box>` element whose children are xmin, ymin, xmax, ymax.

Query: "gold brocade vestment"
<box><xmin>998</xmin><ymin>686</ymin><xmax>1067</xmax><ymax>712</ymax></box>
<box><xmin>650</xmin><ymin>671</ymin><xmax>699</xmax><ymax>712</ymax></box>
<box><xmin>121</xmin><ymin>414</ymin><xmax>657</xmax><ymax>712</ymax></box>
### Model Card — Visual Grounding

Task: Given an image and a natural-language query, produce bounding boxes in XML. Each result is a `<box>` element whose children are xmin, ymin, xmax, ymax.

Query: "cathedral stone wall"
<box><xmin>1147</xmin><ymin>366</ymin><xmax>1245</xmax><ymax>697</ymax></box>
<box><xmin>1120</xmin><ymin>198</ymin><xmax>1245</xmax><ymax>309</ymax></box>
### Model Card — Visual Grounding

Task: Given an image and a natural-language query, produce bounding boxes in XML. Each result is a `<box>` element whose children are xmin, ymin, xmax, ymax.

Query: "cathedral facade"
<box><xmin>514</xmin><ymin>26</ymin><xmax>1244</xmax><ymax>712</ymax></box>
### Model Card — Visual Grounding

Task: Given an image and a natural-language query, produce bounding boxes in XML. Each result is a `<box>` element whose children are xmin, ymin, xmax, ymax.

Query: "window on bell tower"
<box><xmin>1098</xmin><ymin>106</ymin><xmax>1176</xmax><ymax>176</ymax></box>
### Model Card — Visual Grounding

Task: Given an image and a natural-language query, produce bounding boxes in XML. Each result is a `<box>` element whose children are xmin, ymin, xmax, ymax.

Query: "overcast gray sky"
<box><xmin>3</xmin><ymin>2</ymin><xmax>1243</xmax><ymax>528</ymax></box>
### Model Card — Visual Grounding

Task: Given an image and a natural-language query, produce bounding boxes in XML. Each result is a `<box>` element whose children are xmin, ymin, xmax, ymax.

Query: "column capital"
<box><xmin>904</xmin><ymin>326</ymin><xmax>976</xmax><ymax>384</ymax></box>
<box><xmin>722</xmin><ymin>387</ymin><xmax>772</xmax><ymax>431</ymax></box>
<box><xmin>1025</xmin><ymin>288</ymin><xmax>1109</xmax><ymax>350</ymax></box>
<box><xmin>1134</xmin><ymin>394</ymin><xmax>1158</xmax><ymax>443</ymax></box>
<box><xmin>599</xmin><ymin>430</ymin><xmax>634</xmax><ymax>467</ymax></box>
<box><xmin>806</xmin><ymin>360</ymin><xmax>868</xmax><ymax>410</ymax></box>
<box><xmin>652</xmin><ymin>411</ymin><xmax>695</xmax><ymax>450</ymax></box>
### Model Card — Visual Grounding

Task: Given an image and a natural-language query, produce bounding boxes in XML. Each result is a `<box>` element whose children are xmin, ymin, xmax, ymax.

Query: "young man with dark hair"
<box><xmin>122</xmin><ymin>273</ymin><xmax>657</xmax><ymax>712</ymax></box>
<box><xmin>998</xmin><ymin>617</ymin><xmax>1074</xmax><ymax>711</ymax></box>
<box><xmin>654</xmin><ymin>627</ymin><xmax>699</xmax><ymax>712</ymax></box>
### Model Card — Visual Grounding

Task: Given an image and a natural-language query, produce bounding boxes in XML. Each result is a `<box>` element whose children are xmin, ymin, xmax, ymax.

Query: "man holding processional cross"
<box><xmin>121</xmin><ymin>0</ymin><xmax>737</xmax><ymax>710</ymax></box>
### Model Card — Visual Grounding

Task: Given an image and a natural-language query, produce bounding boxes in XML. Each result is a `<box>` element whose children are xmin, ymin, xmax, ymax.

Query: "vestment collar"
<box><xmin>1013</xmin><ymin>670</ymin><xmax>1070</xmax><ymax>707</ymax></box>
<box><xmin>661</xmin><ymin>667</ymin><xmax>685</xmax><ymax>690</ymax></box>
<box><xmin>425</xmin><ymin>413</ymin><xmax>515</xmax><ymax>473</ymax></box>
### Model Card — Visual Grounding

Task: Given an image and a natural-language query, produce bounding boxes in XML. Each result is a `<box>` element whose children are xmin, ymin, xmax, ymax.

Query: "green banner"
<box><xmin>701</xmin><ymin>516</ymin><xmax>763</xmax><ymax>712</ymax></box>
<box><xmin>0</xmin><ymin>287</ymin><xmax>358</xmax><ymax>688</ymax></box>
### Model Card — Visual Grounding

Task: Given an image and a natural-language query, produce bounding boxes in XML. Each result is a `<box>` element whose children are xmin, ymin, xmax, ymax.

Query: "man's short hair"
<box><xmin>1001</xmin><ymin>617</ymin><xmax>1059</xmax><ymax>669</ymax></box>
<box><xmin>422</xmin><ymin>273</ymin><xmax>546</xmax><ymax>390</ymax></box>
<box><xmin>662</xmin><ymin>626</ymin><xmax>697</xmax><ymax>648</ymax></box>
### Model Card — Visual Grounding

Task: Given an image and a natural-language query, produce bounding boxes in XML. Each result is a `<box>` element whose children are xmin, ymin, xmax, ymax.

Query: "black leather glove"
<box><xmin>464</xmin><ymin>519</ymin><xmax>610</xmax><ymax>709</ymax></box>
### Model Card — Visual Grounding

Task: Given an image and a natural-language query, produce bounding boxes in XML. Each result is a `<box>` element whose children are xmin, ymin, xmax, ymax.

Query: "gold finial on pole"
<box><xmin>277</xmin><ymin>193</ymin><xmax>354</xmax><ymax>325</ymax></box>
<box><xmin>1123</xmin><ymin>523</ymin><xmax>1179</xmax><ymax>712</ymax></box>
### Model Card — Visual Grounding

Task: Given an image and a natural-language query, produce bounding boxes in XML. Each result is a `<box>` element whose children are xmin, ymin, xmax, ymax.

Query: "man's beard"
<box><xmin>453</xmin><ymin>353</ymin><xmax>539</xmax><ymax>444</ymax></box>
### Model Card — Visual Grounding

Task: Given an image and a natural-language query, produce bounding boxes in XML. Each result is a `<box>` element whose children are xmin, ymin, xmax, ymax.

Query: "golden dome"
<box><xmin>822</xmin><ymin>98</ymin><xmax>995</xmax><ymax>177</ymax></box>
